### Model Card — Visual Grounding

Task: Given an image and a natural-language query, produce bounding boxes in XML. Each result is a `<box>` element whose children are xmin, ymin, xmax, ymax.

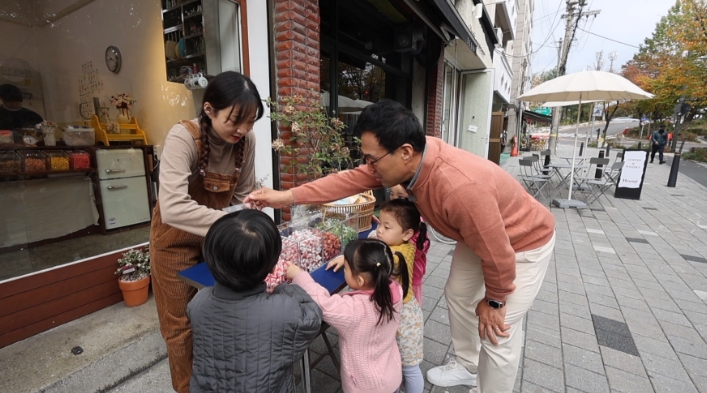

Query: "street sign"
<box><xmin>533</xmin><ymin>107</ymin><xmax>551</xmax><ymax>116</ymax></box>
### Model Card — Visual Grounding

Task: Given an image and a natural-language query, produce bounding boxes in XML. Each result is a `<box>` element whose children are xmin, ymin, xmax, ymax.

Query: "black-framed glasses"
<box><xmin>360</xmin><ymin>147</ymin><xmax>397</xmax><ymax>166</ymax></box>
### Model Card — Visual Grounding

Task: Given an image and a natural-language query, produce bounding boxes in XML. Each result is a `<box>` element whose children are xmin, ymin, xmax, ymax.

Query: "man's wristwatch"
<box><xmin>487</xmin><ymin>298</ymin><xmax>505</xmax><ymax>309</ymax></box>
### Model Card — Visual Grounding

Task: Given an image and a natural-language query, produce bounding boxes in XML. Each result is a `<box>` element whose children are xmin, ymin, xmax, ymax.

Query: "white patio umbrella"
<box><xmin>518</xmin><ymin>71</ymin><xmax>653</xmax><ymax>209</ymax></box>
<box><xmin>321</xmin><ymin>92</ymin><xmax>360</xmax><ymax>113</ymax></box>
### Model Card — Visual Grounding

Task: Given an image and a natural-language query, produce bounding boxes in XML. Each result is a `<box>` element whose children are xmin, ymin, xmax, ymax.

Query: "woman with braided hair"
<box><xmin>149</xmin><ymin>71</ymin><xmax>264</xmax><ymax>393</ymax></box>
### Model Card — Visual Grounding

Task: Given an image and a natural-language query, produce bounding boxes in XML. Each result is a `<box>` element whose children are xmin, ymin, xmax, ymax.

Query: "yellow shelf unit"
<box><xmin>91</xmin><ymin>115</ymin><xmax>148</xmax><ymax>146</ymax></box>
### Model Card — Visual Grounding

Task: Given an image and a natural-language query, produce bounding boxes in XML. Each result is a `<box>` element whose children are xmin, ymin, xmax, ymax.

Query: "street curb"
<box><xmin>38</xmin><ymin>330</ymin><xmax>166</xmax><ymax>393</ymax></box>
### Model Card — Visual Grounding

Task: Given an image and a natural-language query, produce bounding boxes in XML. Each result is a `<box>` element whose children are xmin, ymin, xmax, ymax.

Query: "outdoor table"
<box><xmin>177</xmin><ymin>222</ymin><xmax>378</xmax><ymax>393</ymax></box>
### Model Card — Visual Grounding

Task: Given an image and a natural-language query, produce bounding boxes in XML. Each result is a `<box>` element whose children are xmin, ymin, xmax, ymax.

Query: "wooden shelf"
<box><xmin>1</xmin><ymin>168</ymin><xmax>95</xmax><ymax>179</ymax></box>
<box><xmin>164</xmin><ymin>25</ymin><xmax>181</xmax><ymax>34</ymax></box>
<box><xmin>184</xmin><ymin>12</ymin><xmax>202</xmax><ymax>20</ymax></box>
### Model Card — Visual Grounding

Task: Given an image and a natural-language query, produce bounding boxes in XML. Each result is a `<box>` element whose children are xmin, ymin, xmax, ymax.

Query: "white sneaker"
<box><xmin>426</xmin><ymin>357</ymin><xmax>477</xmax><ymax>387</ymax></box>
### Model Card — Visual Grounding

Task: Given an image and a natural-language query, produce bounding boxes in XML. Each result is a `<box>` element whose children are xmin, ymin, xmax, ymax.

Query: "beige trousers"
<box><xmin>445</xmin><ymin>232</ymin><xmax>555</xmax><ymax>393</ymax></box>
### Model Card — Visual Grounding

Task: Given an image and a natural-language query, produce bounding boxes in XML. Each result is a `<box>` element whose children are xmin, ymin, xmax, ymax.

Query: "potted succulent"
<box><xmin>114</xmin><ymin>248</ymin><xmax>151</xmax><ymax>307</ymax></box>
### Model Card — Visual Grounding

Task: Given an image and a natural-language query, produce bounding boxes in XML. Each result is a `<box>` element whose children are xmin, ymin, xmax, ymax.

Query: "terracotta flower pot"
<box><xmin>118</xmin><ymin>275</ymin><xmax>150</xmax><ymax>307</ymax></box>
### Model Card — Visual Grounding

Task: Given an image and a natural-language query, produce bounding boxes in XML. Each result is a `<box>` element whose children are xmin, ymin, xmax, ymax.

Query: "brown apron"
<box><xmin>149</xmin><ymin>120</ymin><xmax>243</xmax><ymax>393</ymax></box>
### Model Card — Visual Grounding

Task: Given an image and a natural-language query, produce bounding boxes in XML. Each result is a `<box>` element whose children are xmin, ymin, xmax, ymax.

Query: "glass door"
<box><xmin>441</xmin><ymin>62</ymin><xmax>458</xmax><ymax>146</ymax></box>
<box><xmin>457</xmin><ymin>69</ymin><xmax>495</xmax><ymax>158</ymax></box>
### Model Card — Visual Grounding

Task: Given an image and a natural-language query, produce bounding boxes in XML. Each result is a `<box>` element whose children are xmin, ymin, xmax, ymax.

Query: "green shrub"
<box><xmin>683</xmin><ymin>148</ymin><xmax>707</xmax><ymax>162</ymax></box>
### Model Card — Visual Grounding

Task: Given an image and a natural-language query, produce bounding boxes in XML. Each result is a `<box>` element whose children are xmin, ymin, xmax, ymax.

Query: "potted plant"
<box><xmin>268</xmin><ymin>94</ymin><xmax>353</xmax><ymax>180</ymax></box>
<box><xmin>110</xmin><ymin>93</ymin><xmax>137</xmax><ymax>126</ymax></box>
<box><xmin>115</xmin><ymin>248</ymin><xmax>151</xmax><ymax>307</ymax></box>
<box><xmin>269</xmin><ymin>93</ymin><xmax>375</xmax><ymax>228</ymax></box>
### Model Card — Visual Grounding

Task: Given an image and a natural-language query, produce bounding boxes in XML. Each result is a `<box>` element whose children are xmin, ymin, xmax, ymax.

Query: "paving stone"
<box><xmin>522</xmin><ymin>359</ymin><xmax>565</xmax><ymax>393</ymax></box>
<box><xmin>656</xmin><ymin>320</ymin><xmax>703</xmax><ymax>342</ymax></box>
<box><xmin>651</xmin><ymin>308</ymin><xmax>693</xmax><ymax>327</ymax></box>
<box><xmin>560</xmin><ymin>301</ymin><xmax>592</xmax><ymax>319</ymax></box>
<box><xmin>599</xmin><ymin>346</ymin><xmax>646</xmax><ymax>377</ymax></box>
<box><xmin>519</xmin><ymin>381</ymin><xmax>561</xmax><ymax>393</ymax></box>
<box><xmin>525</xmin><ymin>340</ymin><xmax>563</xmax><ymax>369</ymax></box>
<box><xmin>564</xmin><ymin>363</ymin><xmax>610</xmax><ymax>393</ymax></box>
<box><xmin>424</xmin><ymin>276</ymin><xmax>447</xmax><ymax>290</ymax></box>
<box><xmin>560</xmin><ymin>290</ymin><xmax>590</xmax><ymax>306</ymax></box>
<box><xmin>561</xmin><ymin>327</ymin><xmax>600</xmax><ymax>353</ymax></box>
<box><xmin>423</xmin><ymin>338</ymin><xmax>449</xmax><ymax>365</ymax></box>
<box><xmin>677</xmin><ymin>353</ymin><xmax>707</xmax><ymax>379</ymax></box>
<box><xmin>424</xmin><ymin>319</ymin><xmax>452</xmax><ymax>345</ymax></box>
<box><xmin>429</xmin><ymin>307</ymin><xmax>450</xmax><ymax>325</ymax></box>
<box><xmin>562</xmin><ymin>344</ymin><xmax>605</xmax><ymax>374</ymax></box>
<box><xmin>525</xmin><ymin>324</ymin><xmax>562</xmax><ymax>349</ymax></box>
<box><xmin>531</xmin><ymin>299</ymin><xmax>559</xmax><ymax>317</ymax></box>
<box><xmin>604</xmin><ymin>366</ymin><xmax>653</xmax><ymax>393</ymax></box>
<box><xmin>536</xmin><ymin>289</ymin><xmax>559</xmax><ymax>304</ymax></box>
<box><xmin>561</xmin><ymin>313</ymin><xmax>596</xmax><ymax>334</ymax></box>
<box><xmin>665</xmin><ymin>334</ymin><xmax>707</xmax><ymax>358</ymax></box>
<box><xmin>421</xmin><ymin>296</ymin><xmax>438</xmax><ymax>312</ymax></box>
<box><xmin>589</xmin><ymin>303</ymin><xmax>625</xmax><ymax>321</ymax></box>
<box><xmin>424</xmin><ymin>286</ymin><xmax>445</xmax><ymax>300</ymax></box>
<box><xmin>527</xmin><ymin>311</ymin><xmax>560</xmax><ymax>332</ymax></box>
<box><xmin>615</xmin><ymin>296</ymin><xmax>650</xmax><ymax>311</ymax></box>
<box><xmin>650</xmin><ymin>373</ymin><xmax>699</xmax><ymax>393</ymax></box>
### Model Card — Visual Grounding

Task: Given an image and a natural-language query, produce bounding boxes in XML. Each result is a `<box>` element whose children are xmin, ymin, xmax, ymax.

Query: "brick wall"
<box><xmin>273</xmin><ymin>0</ymin><xmax>320</xmax><ymax>220</ymax></box>
<box><xmin>425</xmin><ymin>37</ymin><xmax>445</xmax><ymax>138</ymax></box>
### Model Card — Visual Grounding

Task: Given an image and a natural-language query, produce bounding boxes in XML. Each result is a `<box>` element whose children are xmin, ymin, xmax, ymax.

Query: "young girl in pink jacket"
<box><xmin>286</xmin><ymin>239</ymin><xmax>405</xmax><ymax>393</ymax></box>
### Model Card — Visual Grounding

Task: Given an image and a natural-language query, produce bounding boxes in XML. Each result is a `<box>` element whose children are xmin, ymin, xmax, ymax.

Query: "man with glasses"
<box><xmin>246</xmin><ymin>100</ymin><xmax>555</xmax><ymax>393</ymax></box>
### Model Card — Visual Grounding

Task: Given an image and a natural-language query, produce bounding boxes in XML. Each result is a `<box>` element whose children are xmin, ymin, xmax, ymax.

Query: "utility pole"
<box><xmin>608</xmin><ymin>51</ymin><xmax>618</xmax><ymax>73</ymax></box>
<box><xmin>548</xmin><ymin>0</ymin><xmax>601</xmax><ymax>154</ymax></box>
<box><xmin>595</xmin><ymin>50</ymin><xmax>604</xmax><ymax>71</ymax></box>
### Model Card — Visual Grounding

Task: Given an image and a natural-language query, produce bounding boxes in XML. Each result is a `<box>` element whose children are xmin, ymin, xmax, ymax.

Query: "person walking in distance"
<box><xmin>651</xmin><ymin>126</ymin><xmax>668</xmax><ymax>164</ymax></box>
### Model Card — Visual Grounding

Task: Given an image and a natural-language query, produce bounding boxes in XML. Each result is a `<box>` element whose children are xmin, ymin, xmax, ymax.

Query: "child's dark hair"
<box><xmin>344</xmin><ymin>239</ymin><xmax>402</xmax><ymax>325</ymax></box>
<box><xmin>380</xmin><ymin>198</ymin><xmax>429</xmax><ymax>251</ymax></box>
<box><xmin>198</xmin><ymin>71</ymin><xmax>264</xmax><ymax>175</ymax></box>
<box><xmin>203</xmin><ymin>210</ymin><xmax>280</xmax><ymax>292</ymax></box>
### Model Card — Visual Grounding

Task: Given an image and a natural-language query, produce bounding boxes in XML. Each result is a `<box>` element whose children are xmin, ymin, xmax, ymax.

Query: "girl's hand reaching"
<box><xmin>326</xmin><ymin>256</ymin><xmax>345</xmax><ymax>272</ymax></box>
<box><xmin>285</xmin><ymin>261</ymin><xmax>303</xmax><ymax>280</ymax></box>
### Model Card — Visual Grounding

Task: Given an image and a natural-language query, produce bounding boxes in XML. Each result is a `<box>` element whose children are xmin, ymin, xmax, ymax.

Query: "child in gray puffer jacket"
<box><xmin>188</xmin><ymin>210</ymin><xmax>322</xmax><ymax>393</ymax></box>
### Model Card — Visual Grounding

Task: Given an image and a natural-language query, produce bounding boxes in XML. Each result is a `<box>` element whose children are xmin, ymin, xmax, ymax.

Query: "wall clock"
<box><xmin>105</xmin><ymin>46</ymin><xmax>122</xmax><ymax>73</ymax></box>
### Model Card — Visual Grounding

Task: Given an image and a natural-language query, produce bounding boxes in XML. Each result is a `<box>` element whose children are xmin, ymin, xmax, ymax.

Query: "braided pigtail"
<box><xmin>198</xmin><ymin>116</ymin><xmax>211</xmax><ymax>176</ymax></box>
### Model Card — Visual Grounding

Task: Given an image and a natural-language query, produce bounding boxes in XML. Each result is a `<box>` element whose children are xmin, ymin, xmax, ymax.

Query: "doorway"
<box><xmin>457</xmin><ymin>70</ymin><xmax>494</xmax><ymax>158</ymax></box>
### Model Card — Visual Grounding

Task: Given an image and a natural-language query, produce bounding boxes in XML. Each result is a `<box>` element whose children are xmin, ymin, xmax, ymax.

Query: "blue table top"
<box><xmin>178</xmin><ymin>221</ymin><xmax>377</xmax><ymax>294</ymax></box>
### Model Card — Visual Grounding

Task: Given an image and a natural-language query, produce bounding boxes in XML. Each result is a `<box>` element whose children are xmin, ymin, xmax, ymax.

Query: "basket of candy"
<box><xmin>322</xmin><ymin>190</ymin><xmax>376</xmax><ymax>232</ymax></box>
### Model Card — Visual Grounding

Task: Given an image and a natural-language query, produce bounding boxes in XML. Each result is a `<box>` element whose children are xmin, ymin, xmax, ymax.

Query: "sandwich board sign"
<box><xmin>614</xmin><ymin>149</ymin><xmax>649</xmax><ymax>200</ymax></box>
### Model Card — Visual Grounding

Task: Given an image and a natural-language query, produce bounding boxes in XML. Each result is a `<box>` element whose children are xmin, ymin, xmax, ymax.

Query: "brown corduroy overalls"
<box><xmin>149</xmin><ymin>120</ymin><xmax>244</xmax><ymax>393</ymax></box>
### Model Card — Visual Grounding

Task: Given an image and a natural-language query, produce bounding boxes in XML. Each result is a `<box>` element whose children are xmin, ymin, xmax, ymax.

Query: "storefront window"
<box><xmin>0</xmin><ymin>0</ymin><xmax>244</xmax><ymax>281</ymax></box>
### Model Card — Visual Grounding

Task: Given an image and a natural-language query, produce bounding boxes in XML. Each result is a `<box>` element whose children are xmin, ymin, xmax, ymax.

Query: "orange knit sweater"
<box><xmin>291</xmin><ymin>137</ymin><xmax>555</xmax><ymax>301</ymax></box>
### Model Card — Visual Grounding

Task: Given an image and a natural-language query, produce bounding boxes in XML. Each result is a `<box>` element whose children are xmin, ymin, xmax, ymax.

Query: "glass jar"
<box><xmin>0</xmin><ymin>151</ymin><xmax>21</xmax><ymax>173</ymax></box>
<box><xmin>18</xmin><ymin>150</ymin><xmax>48</xmax><ymax>172</ymax></box>
<box><xmin>69</xmin><ymin>150</ymin><xmax>91</xmax><ymax>169</ymax></box>
<box><xmin>44</xmin><ymin>150</ymin><xmax>71</xmax><ymax>171</ymax></box>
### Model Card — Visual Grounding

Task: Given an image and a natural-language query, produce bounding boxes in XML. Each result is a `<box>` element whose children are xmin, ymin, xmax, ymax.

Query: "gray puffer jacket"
<box><xmin>187</xmin><ymin>282</ymin><xmax>322</xmax><ymax>393</ymax></box>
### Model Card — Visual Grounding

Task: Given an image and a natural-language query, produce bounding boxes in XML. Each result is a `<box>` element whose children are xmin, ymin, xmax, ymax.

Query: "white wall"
<box><xmin>246</xmin><ymin>0</ymin><xmax>274</xmax><ymax>200</ymax></box>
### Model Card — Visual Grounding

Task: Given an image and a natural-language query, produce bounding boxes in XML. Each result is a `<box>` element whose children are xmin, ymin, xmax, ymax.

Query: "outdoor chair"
<box><xmin>519</xmin><ymin>159</ymin><xmax>551</xmax><ymax>199</ymax></box>
<box><xmin>574</xmin><ymin>157</ymin><xmax>612</xmax><ymax>205</ymax></box>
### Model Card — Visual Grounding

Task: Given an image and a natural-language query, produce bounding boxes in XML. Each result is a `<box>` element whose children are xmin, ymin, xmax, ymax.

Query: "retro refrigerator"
<box><xmin>96</xmin><ymin>148</ymin><xmax>151</xmax><ymax>230</ymax></box>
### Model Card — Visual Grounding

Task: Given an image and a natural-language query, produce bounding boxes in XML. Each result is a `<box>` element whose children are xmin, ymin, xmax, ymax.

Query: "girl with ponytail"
<box><xmin>338</xmin><ymin>197</ymin><xmax>426</xmax><ymax>393</ymax></box>
<box><xmin>286</xmin><ymin>239</ymin><xmax>404</xmax><ymax>393</ymax></box>
<box><xmin>149</xmin><ymin>71</ymin><xmax>264</xmax><ymax>393</ymax></box>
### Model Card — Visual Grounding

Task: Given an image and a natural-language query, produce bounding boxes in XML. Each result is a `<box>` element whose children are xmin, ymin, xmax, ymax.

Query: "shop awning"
<box><xmin>428</xmin><ymin>0</ymin><xmax>479</xmax><ymax>54</ymax></box>
<box><xmin>523</xmin><ymin>111</ymin><xmax>553</xmax><ymax>124</ymax></box>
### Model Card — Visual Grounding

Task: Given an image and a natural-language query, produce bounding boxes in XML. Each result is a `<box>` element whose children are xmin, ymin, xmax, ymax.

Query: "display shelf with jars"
<box><xmin>0</xmin><ymin>147</ymin><xmax>96</xmax><ymax>179</ymax></box>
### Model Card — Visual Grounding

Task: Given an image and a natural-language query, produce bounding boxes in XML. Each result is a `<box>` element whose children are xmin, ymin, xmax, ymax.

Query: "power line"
<box><xmin>577</xmin><ymin>27</ymin><xmax>639</xmax><ymax>48</ymax></box>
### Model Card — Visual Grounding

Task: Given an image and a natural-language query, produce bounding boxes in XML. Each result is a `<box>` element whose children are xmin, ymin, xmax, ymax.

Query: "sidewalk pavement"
<box><xmin>3</xmin><ymin>142</ymin><xmax>707</xmax><ymax>393</ymax></box>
